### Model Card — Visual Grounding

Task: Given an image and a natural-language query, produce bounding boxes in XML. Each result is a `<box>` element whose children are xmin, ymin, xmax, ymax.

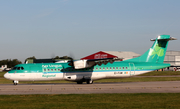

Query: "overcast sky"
<box><xmin>0</xmin><ymin>0</ymin><xmax>179</xmax><ymax>62</ymax></box>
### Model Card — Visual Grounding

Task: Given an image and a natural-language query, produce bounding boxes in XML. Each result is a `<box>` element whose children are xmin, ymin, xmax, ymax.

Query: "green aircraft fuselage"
<box><xmin>4</xmin><ymin>35</ymin><xmax>176</xmax><ymax>85</ymax></box>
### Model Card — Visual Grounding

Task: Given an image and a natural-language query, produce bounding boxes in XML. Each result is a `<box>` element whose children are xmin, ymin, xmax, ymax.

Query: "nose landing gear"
<box><xmin>13</xmin><ymin>80</ymin><xmax>19</xmax><ymax>85</ymax></box>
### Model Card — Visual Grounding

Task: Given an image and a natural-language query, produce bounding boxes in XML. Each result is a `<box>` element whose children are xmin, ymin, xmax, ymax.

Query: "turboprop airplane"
<box><xmin>4</xmin><ymin>35</ymin><xmax>176</xmax><ymax>85</ymax></box>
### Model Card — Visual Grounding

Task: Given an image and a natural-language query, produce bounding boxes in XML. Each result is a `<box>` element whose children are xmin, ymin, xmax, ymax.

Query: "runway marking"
<box><xmin>93</xmin><ymin>88</ymin><xmax>101</xmax><ymax>89</ymax></box>
<box><xmin>1</xmin><ymin>81</ymin><xmax>180</xmax><ymax>94</ymax></box>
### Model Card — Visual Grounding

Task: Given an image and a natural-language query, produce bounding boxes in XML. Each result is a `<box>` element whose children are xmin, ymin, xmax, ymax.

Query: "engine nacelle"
<box><xmin>64</xmin><ymin>75</ymin><xmax>83</xmax><ymax>81</ymax></box>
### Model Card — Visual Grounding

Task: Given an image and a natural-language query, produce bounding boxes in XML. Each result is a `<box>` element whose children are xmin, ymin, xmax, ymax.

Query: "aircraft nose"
<box><xmin>4</xmin><ymin>72</ymin><xmax>10</xmax><ymax>79</ymax></box>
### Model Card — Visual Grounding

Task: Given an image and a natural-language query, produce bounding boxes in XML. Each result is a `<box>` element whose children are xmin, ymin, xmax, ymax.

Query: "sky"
<box><xmin>0</xmin><ymin>0</ymin><xmax>179</xmax><ymax>62</ymax></box>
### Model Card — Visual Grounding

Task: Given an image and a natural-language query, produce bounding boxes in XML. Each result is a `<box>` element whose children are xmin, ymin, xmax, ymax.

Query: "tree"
<box><xmin>26</xmin><ymin>56</ymin><xmax>36</xmax><ymax>60</ymax></box>
<box><xmin>54</xmin><ymin>56</ymin><xmax>60</xmax><ymax>59</ymax></box>
<box><xmin>0</xmin><ymin>59</ymin><xmax>22</xmax><ymax>68</ymax></box>
<box><xmin>59</xmin><ymin>56</ymin><xmax>73</xmax><ymax>60</ymax></box>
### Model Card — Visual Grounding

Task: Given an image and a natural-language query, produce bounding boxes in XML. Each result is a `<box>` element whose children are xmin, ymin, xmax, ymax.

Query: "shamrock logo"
<box><xmin>151</xmin><ymin>44</ymin><xmax>164</xmax><ymax>58</ymax></box>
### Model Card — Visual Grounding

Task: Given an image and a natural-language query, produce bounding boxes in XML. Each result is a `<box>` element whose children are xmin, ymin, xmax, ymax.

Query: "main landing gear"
<box><xmin>13</xmin><ymin>80</ymin><xmax>19</xmax><ymax>85</ymax></box>
<box><xmin>86</xmin><ymin>79</ymin><xmax>93</xmax><ymax>84</ymax></box>
<box><xmin>77</xmin><ymin>79</ymin><xmax>93</xmax><ymax>84</ymax></box>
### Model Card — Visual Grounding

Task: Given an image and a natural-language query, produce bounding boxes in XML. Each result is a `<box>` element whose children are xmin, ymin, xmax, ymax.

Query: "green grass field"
<box><xmin>139</xmin><ymin>71</ymin><xmax>180</xmax><ymax>76</ymax></box>
<box><xmin>0</xmin><ymin>93</ymin><xmax>180</xmax><ymax>109</ymax></box>
<box><xmin>1</xmin><ymin>71</ymin><xmax>180</xmax><ymax>84</ymax></box>
<box><xmin>1</xmin><ymin>71</ymin><xmax>180</xmax><ymax>109</ymax></box>
<box><xmin>1</xmin><ymin>71</ymin><xmax>180</xmax><ymax>78</ymax></box>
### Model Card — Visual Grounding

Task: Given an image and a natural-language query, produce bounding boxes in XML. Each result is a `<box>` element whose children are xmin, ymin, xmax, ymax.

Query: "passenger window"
<box><xmin>113</xmin><ymin>67</ymin><xmax>115</xmax><ymax>70</ymax></box>
<box><xmin>55</xmin><ymin>69</ymin><xmax>57</xmax><ymax>71</ymax></box>
<box><xmin>119</xmin><ymin>67</ymin><xmax>121</xmax><ymax>69</ymax></box>
<box><xmin>44</xmin><ymin>69</ymin><xmax>46</xmax><ymax>72</ymax></box>
<box><xmin>116</xmin><ymin>67</ymin><xmax>118</xmax><ymax>70</ymax></box>
<box><xmin>106</xmin><ymin>67</ymin><xmax>108</xmax><ymax>70</ymax></box>
<box><xmin>48</xmin><ymin>69</ymin><xmax>50</xmax><ymax>71</ymax></box>
<box><xmin>51</xmin><ymin>69</ymin><xmax>53</xmax><ymax>71</ymax></box>
<box><xmin>126</xmin><ymin>67</ymin><xmax>128</xmax><ymax>69</ymax></box>
<box><xmin>123</xmin><ymin>67</ymin><xmax>124</xmax><ymax>69</ymax></box>
<box><xmin>58</xmin><ymin>69</ymin><xmax>60</xmax><ymax>71</ymax></box>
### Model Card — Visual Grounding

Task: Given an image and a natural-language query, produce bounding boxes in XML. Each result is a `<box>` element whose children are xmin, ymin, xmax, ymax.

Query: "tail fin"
<box><xmin>125</xmin><ymin>35</ymin><xmax>176</xmax><ymax>63</ymax></box>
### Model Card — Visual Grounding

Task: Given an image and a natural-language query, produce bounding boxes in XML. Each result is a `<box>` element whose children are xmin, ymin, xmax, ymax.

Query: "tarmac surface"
<box><xmin>0</xmin><ymin>81</ymin><xmax>180</xmax><ymax>95</ymax></box>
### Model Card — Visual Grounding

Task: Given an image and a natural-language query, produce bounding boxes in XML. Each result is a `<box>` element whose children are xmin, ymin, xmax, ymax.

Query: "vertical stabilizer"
<box><xmin>125</xmin><ymin>35</ymin><xmax>176</xmax><ymax>63</ymax></box>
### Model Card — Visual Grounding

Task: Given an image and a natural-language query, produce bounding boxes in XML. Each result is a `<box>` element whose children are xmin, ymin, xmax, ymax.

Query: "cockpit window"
<box><xmin>21</xmin><ymin>67</ymin><xmax>24</xmax><ymax>70</ymax></box>
<box><xmin>12</xmin><ymin>67</ymin><xmax>17</xmax><ymax>70</ymax></box>
<box><xmin>13</xmin><ymin>67</ymin><xmax>24</xmax><ymax>70</ymax></box>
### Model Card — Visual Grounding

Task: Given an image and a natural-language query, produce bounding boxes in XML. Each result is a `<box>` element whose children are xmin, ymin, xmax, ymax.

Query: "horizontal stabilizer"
<box><xmin>151</xmin><ymin>35</ymin><xmax>177</xmax><ymax>41</ymax></box>
<box><xmin>125</xmin><ymin>35</ymin><xmax>176</xmax><ymax>63</ymax></box>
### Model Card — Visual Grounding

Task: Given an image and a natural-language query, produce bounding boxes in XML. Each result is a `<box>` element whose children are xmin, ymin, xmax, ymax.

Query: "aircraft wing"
<box><xmin>69</xmin><ymin>58</ymin><xmax>123</xmax><ymax>69</ymax></box>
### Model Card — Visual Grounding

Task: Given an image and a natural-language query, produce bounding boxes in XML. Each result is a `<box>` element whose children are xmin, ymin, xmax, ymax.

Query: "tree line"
<box><xmin>26</xmin><ymin>56</ymin><xmax>73</xmax><ymax>60</ymax></box>
<box><xmin>0</xmin><ymin>56</ymin><xmax>73</xmax><ymax>68</ymax></box>
<box><xmin>0</xmin><ymin>59</ymin><xmax>22</xmax><ymax>68</ymax></box>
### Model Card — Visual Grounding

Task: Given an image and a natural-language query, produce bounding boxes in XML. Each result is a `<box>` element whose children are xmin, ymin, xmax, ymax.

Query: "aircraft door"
<box><xmin>129</xmin><ymin>63</ymin><xmax>135</xmax><ymax>76</ymax></box>
<box><xmin>30</xmin><ymin>66</ymin><xmax>41</xmax><ymax>80</ymax></box>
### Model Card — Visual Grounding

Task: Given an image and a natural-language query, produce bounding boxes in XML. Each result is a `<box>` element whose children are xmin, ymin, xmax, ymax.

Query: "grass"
<box><xmin>1</xmin><ymin>71</ymin><xmax>180</xmax><ymax>78</ymax></box>
<box><xmin>1</xmin><ymin>71</ymin><xmax>180</xmax><ymax>109</ymax></box>
<box><xmin>1</xmin><ymin>71</ymin><xmax>180</xmax><ymax>84</ymax></box>
<box><xmin>139</xmin><ymin>71</ymin><xmax>180</xmax><ymax>76</ymax></box>
<box><xmin>0</xmin><ymin>71</ymin><xmax>6</xmax><ymax>78</ymax></box>
<box><xmin>1</xmin><ymin>77</ymin><xmax>180</xmax><ymax>84</ymax></box>
<box><xmin>0</xmin><ymin>93</ymin><xmax>180</xmax><ymax>109</ymax></box>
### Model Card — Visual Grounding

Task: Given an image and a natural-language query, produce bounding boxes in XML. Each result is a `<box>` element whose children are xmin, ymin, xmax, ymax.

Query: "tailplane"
<box><xmin>125</xmin><ymin>35</ymin><xmax>176</xmax><ymax>63</ymax></box>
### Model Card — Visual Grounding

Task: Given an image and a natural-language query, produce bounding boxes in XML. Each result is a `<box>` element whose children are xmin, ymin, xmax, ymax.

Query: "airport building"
<box><xmin>25</xmin><ymin>51</ymin><xmax>180</xmax><ymax>71</ymax></box>
<box><xmin>164</xmin><ymin>51</ymin><xmax>180</xmax><ymax>71</ymax></box>
<box><xmin>82</xmin><ymin>51</ymin><xmax>180</xmax><ymax>71</ymax></box>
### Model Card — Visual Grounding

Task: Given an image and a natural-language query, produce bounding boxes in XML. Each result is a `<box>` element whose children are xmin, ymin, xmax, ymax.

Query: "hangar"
<box><xmin>164</xmin><ymin>51</ymin><xmax>180</xmax><ymax>71</ymax></box>
<box><xmin>25</xmin><ymin>51</ymin><xmax>180</xmax><ymax>71</ymax></box>
<box><xmin>81</xmin><ymin>51</ymin><xmax>140</xmax><ymax>61</ymax></box>
<box><xmin>81</xmin><ymin>51</ymin><xmax>180</xmax><ymax>71</ymax></box>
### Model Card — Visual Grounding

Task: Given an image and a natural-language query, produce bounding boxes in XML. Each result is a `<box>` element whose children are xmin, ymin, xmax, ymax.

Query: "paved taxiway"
<box><xmin>0</xmin><ymin>81</ymin><xmax>180</xmax><ymax>95</ymax></box>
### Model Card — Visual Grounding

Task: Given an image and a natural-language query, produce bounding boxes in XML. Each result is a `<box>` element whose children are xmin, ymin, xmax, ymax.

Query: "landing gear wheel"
<box><xmin>86</xmin><ymin>79</ymin><xmax>93</xmax><ymax>84</ymax></box>
<box><xmin>77</xmin><ymin>81</ymin><xmax>83</xmax><ymax>84</ymax></box>
<box><xmin>13</xmin><ymin>80</ymin><xmax>19</xmax><ymax>85</ymax></box>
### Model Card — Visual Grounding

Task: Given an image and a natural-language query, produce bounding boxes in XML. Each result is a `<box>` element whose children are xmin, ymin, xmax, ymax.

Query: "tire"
<box><xmin>86</xmin><ymin>80</ymin><xmax>93</xmax><ymax>84</ymax></box>
<box><xmin>77</xmin><ymin>81</ymin><xmax>83</xmax><ymax>84</ymax></box>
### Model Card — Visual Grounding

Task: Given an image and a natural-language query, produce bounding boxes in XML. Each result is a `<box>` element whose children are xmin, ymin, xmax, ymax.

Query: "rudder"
<box><xmin>125</xmin><ymin>35</ymin><xmax>176</xmax><ymax>63</ymax></box>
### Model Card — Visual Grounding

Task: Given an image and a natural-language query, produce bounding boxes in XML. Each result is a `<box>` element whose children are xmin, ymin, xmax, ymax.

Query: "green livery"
<box><xmin>4</xmin><ymin>35</ymin><xmax>177</xmax><ymax>85</ymax></box>
<box><xmin>125</xmin><ymin>35</ymin><xmax>172</xmax><ymax>63</ymax></box>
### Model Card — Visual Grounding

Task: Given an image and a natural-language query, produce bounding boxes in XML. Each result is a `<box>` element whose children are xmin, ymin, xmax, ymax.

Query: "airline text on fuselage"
<box><xmin>42</xmin><ymin>65</ymin><xmax>62</xmax><ymax>68</ymax></box>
